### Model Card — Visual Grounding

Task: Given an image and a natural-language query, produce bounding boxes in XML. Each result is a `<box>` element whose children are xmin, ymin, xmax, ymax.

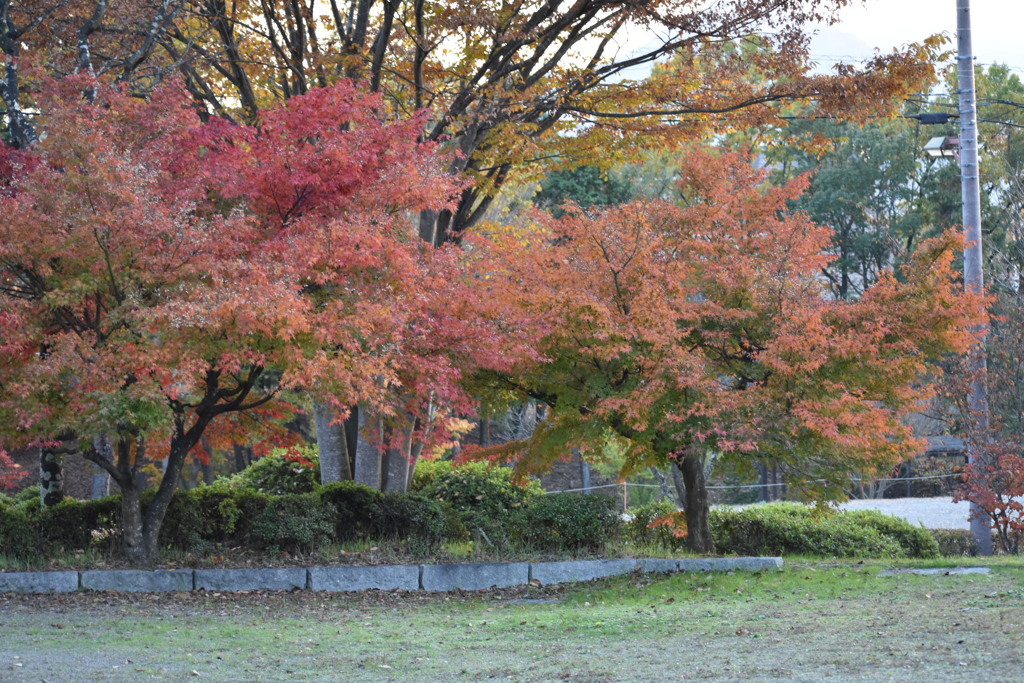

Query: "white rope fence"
<box><xmin>546</xmin><ymin>472</ymin><xmax>962</xmax><ymax>496</ymax></box>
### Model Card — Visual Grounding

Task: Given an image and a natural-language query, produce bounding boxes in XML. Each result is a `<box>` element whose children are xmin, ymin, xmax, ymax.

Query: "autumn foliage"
<box><xmin>472</xmin><ymin>148</ymin><xmax>986</xmax><ymax>551</ymax></box>
<box><xmin>0</xmin><ymin>77</ymin><xmax>485</xmax><ymax>560</ymax></box>
<box><xmin>955</xmin><ymin>441</ymin><xmax>1024</xmax><ymax>554</ymax></box>
<box><xmin>0</xmin><ymin>448</ymin><xmax>27</xmax><ymax>491</ymax></box>
<box><xmin>0</xmin><ymin>69</ymin><xmax>991</xmax><ymax>563</ymax></box>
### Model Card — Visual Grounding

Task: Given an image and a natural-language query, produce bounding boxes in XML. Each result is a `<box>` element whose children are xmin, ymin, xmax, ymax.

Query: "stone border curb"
<box><xmin>0</xmin><ymin>557</ymin><xmax>782</xmax><ymax>594</ymax></box>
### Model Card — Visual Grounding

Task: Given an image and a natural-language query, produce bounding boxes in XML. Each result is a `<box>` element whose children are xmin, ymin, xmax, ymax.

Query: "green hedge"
<box><xmin>625</xmin><ymin>499</ymin><xmax>685</xmax><ymax>550</ymax></box>
<box><xmin>413</xmin><ymin>461</ymin><xmax>542</xmax><ymax>540</ymax></box>
<box><xmin>215</xmin><ymin>447</ymin><xmax>320</xmax><ymax>495</ymax></box>
<box><xmin>250</xmin><ymin>493</ymin><xmax>334</xmax><ymax>553</ymax></box>
<box><xmin>0</xmin><ymin>494</ymin><xmax>122</xmax><ymax>560</ymax></box>
<box><xmin>710</xmin><ymin>503</ymin><xmax>938</xmax><ymax>559</ymax></box>
<box><xmin>930</xmin><ymin>529</ymin><xmax>979</xmax><ymax>557</ymax></box>
<box><xmin>157</xmin><ymin>481</ymin><xmax>461</xmax><ymax>556</ymax></box>
<box><xmin>0</xmin><ymin>505</ymin><xmax>39</xmax><ymax>560</ymax></box>
<box><xmin>515</xmin><ymin>493</ymin><xmax>621</xmax><ymax>553</ymax></box>
<box><xmin>318</xmin><ymin>481</ymin><xmax>384</xmax><ymax>542</ymax></box>
<box><xmin>841</xmin><ymin>509</ymin><xmax>940</xmax><ymax>558</ymax></box>
<box><xmin>39</xmin><ymin>496</ymin><xmax>121</xmax><ymax>554</ymax></box>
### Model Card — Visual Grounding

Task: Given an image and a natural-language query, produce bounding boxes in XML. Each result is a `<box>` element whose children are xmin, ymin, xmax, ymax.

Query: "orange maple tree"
<box><xmin>472</xmin><ymin>148</ymin><xmax>986</xmax><ymax>552</ymax></box>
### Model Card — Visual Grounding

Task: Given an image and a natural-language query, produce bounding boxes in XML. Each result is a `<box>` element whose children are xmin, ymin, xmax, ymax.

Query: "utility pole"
<box><xmin>957</xmin><ymin>0</ymin><xmax>994</xmax><ymax>556</ymax></box>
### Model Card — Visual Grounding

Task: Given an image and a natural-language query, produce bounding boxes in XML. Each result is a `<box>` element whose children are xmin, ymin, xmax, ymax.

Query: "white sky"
<box><xmin>811</xmin><ymin>0</ymin><xmax>1024</xmax><ymax>72</ymax></box>
<box><xmin>617</xmin><ymin>0</ymin><xmax>1023</xmax><ymax>81</ymax></box>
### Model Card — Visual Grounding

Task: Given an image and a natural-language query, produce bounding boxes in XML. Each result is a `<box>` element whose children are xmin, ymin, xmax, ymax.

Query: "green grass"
<box><xmin>1</xmin><ymin>559</ymin><xmax>1022</xmax><ymax>681</ymax></box>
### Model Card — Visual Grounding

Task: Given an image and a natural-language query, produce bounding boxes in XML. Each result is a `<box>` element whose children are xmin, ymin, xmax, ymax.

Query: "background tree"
<box><xmin>473</xmin><ymin>148</ymin><xmax>984</xmax><ymax>551</ymax></box>
<box><xmin>137</xmin><ymin>0</ymin><xmax>942</xmax><ymax>243</ymax></box>
<box><xmin>758</xmin><ymin>117</ymin><xmax>935</xmax><ymax>301</ymax></box>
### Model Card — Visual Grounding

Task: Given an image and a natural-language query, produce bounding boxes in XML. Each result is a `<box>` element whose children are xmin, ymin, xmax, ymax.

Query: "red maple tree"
<box><xmin>0</xmin><ymin>77</ymin><xmax>469</xmax><ymax>562</ymax></box>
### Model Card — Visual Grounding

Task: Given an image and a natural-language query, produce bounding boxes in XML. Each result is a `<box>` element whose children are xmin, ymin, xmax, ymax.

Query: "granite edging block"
<box><xmin>530</xmin><ymin>558</ymin><xmax>638</xmax><ymax>585</ymax></box>
<box><xmin>81</xmin><ymin>569</ymin><xmax>194</xmax><ymax>592</ymax></box>
<box><xmin>194</xmin><ymin>568</ymin><xmax>307</xmax><ymax>591</ymax></box>
<box><xmin>0</xmin><ymin>557</ymin><xmax>784</xmax><ymax>594</ymax></box>
<box><xmin>638</xmin><ymin>558</ymin><xmax>681</xmax><ymax>574</ymax></box>
<box><xmin>309</xmin><ymin>565</ymin><xmax>419</xmax><ymax>592</ymax></box>
<box><xmin>677</xmin><ymin>557</ymin><xmax>783</xmax><ymax>572</ymax></box>
<box><xmin>420</xmin><ymin>562</ymin><xmax>529</xmax><ymax>591</ymax></box>
<box><xmin>0</xmin><ymin>571</ymin><xmax>79</xmax><ymax>593</ymax></box>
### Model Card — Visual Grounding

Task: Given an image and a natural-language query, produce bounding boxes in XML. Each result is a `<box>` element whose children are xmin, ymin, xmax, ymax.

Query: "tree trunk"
<box><xmin>0</xmin><ymin>50</ymin><xmax>40</xmax><ymax>149</ymax></box>
<box><xmin>382</xmin><ymin>423</ymin><xmax>413</xmax><ymax>493</ymax></box>
<box><xmin>233</xmin><ymin>444</ymin><xmax>252</xmax><ymax>473</ymax></box>
<box><xmin>90</xmin><ymin>435</ymin><xmax>114</xmax><ymax>499</ymax></box>
<box><xmin>353</xmin><ymin>408</ymin><xmax>383</xmax><ymax>489</ymax></box>
<box><xmin>681</xmin><ymin>453</ymin><xmax>715</xmax><ymax>553</ymax></box>
<box><xmin>579</xmin><ymin>451</ymin><xmax>592</xmax><ymax>493</ymax></box>
<box><xmin>479</xmin><ymin>415</ymin><xmax>491</xmax><ymax>447</ymax></box>
<box><xmin>650</xmin><ymin>467</ymin><xmax>673</xmax><ymax>503</ymax></box>
<box><xmin>91</xmin><ymin>468</ymin><xmax>111</xmax><ymax>499</ymax></box>
<box><xmin>120</xmin><ymin>482</ymin><xmax>147</xmax><ymax>563</ymax></box>
<box><xmin>39</xmin><ymin>447</ymin><xmax>65</xmax><ymax>508</ymax></box>
<box><xmin>202</xmin><ymin>461</ymin><xmax>214</xmax><ymax>486</ymax></box>
<box><xmin>670</xmin><ymin>462</ymin><xmax>688</xmax><ymax>509</ymax></box>
<box><xmin>314</xmin><ymin>401</ymin><xmax>352</xmax><ymax>484</ymax></box>
<box><xmin>758</xmin><ymin>461</ymin><xmax>769</xmax><ymax>502</ymax></box>
<box><xmin>134</xmin><ymin>427</ymin><xmax>206</xmax><ymax>565</ymax></box>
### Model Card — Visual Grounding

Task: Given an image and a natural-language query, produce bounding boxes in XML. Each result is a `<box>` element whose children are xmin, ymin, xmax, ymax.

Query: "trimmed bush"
<box><xmin>218</xmin><ymin>447</ymin><xmax>320</xmax><ymax>495</ymax></box>
<box><xmin>711</xmin><ymin>503</ymin><xmax>907</xmax><ymax>558</ymax></box>
<box><xmin>0</xmin><ymin>505</ymin><xmax>40</xmax><ymax>560</ymax></box>
<box><xmin>626</xmin><ymin>499</ymin><xmax>684</xmax><ymax>550</ymax></box>
<box><xmin>13</xmin><ymin>485</ymin><xmax>41</xmax><ymax>506</ymax></box>
<box><xmin>842</xmin><ymin>509</ymin><xmax>939</xmax><ymax>558</ymax></box>
<box><xmin>931</xmin><ymin>529</ymin><xmax>979</xmax><ymax>557</ymax></box>
<box><xmin>515</xmin><ymin>493</ymin><xmax>621</xmax><ymax>552</ymax></box>
<box><xmin>250</xmin><ymin>493</ymin><xmax>335</xmax><ymax>553</ymax></box>
<box><xmin>413</xmin><ymin>461</ymin><xmax>542</xmax><ymax>539</ymax></box>
<box><xmin>318</xmin><ymin>481</ymin><xmax>384</xmax><ymax>542</ymax></box>
<box><xmin>160</xmin><ymin>486</ymin><xmax>259</xmax><ymax>552</ymax></box>
<box><xmin>373</xmin><ymin>491</ymin><xmax>461</xmax><ymax>554</ymax></box>
<box><xmin>39</xmin><ymin>496</ymin><xmax>121</xmax><ymax>554</ymax></box>
<box><xmin>319</xmin><ymin>481</ymin><xmax>462</xmax><ymax>554</ymax></box>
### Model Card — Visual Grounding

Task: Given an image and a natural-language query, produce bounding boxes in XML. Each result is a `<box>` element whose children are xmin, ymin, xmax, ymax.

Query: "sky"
<box><xmin>617</xmin><ymin>0</ymin><xmax>1024</xmax><ymax>82</ymax></box>
<box><xmin>810</xmin><ymin>0</ymin><xmax>1024</xmax><ymax>72</ymax></box>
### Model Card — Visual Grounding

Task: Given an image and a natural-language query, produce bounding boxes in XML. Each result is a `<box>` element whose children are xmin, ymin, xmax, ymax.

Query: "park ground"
<box><xmin>0</xmin><ymin>558</ymin><xmax>1021</xmax><ymax>682</ymax></box>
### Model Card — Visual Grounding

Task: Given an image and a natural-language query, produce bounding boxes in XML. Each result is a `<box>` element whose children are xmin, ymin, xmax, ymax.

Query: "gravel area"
<box><xmin>837</xmin><ymin>496</ymin><xmax>971</xmax><ymax>529</ymax></box>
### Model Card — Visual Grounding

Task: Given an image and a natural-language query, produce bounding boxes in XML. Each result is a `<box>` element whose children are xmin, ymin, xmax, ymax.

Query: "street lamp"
<box><xmin>923</xmin><ymin>136</ymin><xmax>960</xmax><ymax>159</ymax></box>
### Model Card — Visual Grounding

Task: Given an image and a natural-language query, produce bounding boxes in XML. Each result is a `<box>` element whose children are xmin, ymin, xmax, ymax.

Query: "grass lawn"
<box><xmin>1</xmin><ymin>558</ymin><xmax>1021</xmax><ymax>682</ymax></box>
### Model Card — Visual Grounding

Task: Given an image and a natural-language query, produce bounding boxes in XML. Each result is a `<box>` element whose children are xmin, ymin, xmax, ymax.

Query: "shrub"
<box><xmin>931</xmin><ymin>529</ymin><xmax>979</xmax><ymax>557</ymax></box>
<box><xmin>0</xmin><ymin>505</ymin><xmax>40</xmax><ymax>560</ymax></box>
<box><xmin>954</xmin><ymin>444</ymin><xmax>1024</xmax><ymax>554</ymax></box>
<box><xmin>710</xmin><ymin>503</ymin><xmax>906</xmax><ymax>558</ymax></box>
<box><xmin>515</xmin><ymin>493</ymin><xmax>621</xmax><ymax>553</ymax></box>
<box><xmin>626</xmin><ymin>499</ymin><xmax>684</xmax><ymax>550</ymax></box>
<box><xmin>13</xmin><ymin>485</ymin><xmax>41</xmax><ymax>506</ymax></box>
<box><xmin>160</xmin><ymin>486</ymin><xmax>257</xmax><ymax>553</ymax></box>
<box><xmin>163</xmin><ymin>486</ymin><xmax>333</xmax><ymax>555</ymax></box>
<box><xmin>39</xmin><ymin>496</ymin><xmax>121</xmax><ymax>554</ymax></box>
<box><xmin>318</xmin><ymin>481</ymin><xmax>463</xmax><ymax>554</ymax></box>
<box><xmin>373</xmin><ymin>492</ymin><xmax>461</xmax><ymax>555</ymax></box>
<box><xmin>250</xmin><ymin>493</ymin><xmax>335</xmax><ymax>553</ymax></box>
<box><xmin>413</xmin><ymin>461</ymin><xmax>542</xmax><ymax>538</ymax></box>
<box><xmin>842</xmin><ymin>509</ymin><xmax>939</xmax><ymax>558</ymax></box>
<box><xmin>218</xmin><ymin>447</ymin><xmax>320</xmax><ymax>495</ymax></box>
<box><xmin>318</xmin><ymin>481</ymin><xmax>384</xmax><ymax>542</ymax></box>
